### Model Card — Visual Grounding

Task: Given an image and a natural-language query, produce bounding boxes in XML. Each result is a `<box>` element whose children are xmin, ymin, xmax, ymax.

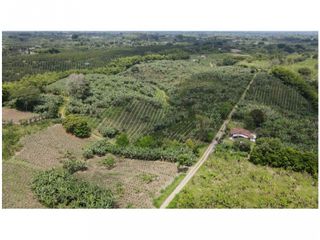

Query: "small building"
<box><xmin>230</xmin><ymin>128</ymin><xmax>256</xmax><ymax>142</ymax></box>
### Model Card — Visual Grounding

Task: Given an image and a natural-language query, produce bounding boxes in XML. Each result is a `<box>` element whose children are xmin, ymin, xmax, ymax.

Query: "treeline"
<box><xmin>3</xmin><ymin>45</ymin><xmax>190</xmax><ymax>82</ymax></box>
<box><xmin>272</xmin><ymin>67</ymin><xmax>318</xmax><ymax>110</ymax></box>
<box><xmin>250</xmin><ymin>138</ymin><xmax>318</xmax><ymax>177</ymax></box>
<box><xmin>84</xmin><ymin>140</ymin><xmax>196</xmax><ymax>166</ymax></box>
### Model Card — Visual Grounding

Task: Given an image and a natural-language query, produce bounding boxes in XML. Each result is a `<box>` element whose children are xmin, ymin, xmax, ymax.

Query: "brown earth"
<box><xmin>2</xmin><ymin>107</ymin><xmax>38</xmax><ymax>124</ymax></box>
<box><xmin>16</xmin><ymin>124</ymin><xmax>94</xmax><ymax>169</ymax></box>
<box><xmin>76</xmin><ymin>156</ymin><xmax>178</xmax><ymax>208</ymax></box>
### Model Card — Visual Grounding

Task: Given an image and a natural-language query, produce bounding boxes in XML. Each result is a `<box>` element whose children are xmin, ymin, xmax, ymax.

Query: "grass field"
<box><xmin>2</xmin><ymin>160</ymin><xmax>43</xmax><ymax>208</ymax></box>
<box><xmin>169</xmin><ymin>142</ymin><xmax>318</xmax><ymax>208</ymax></box>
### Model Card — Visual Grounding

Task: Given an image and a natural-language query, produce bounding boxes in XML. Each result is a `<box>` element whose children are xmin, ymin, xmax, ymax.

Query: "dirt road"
<box><xmin>159</xmin><ymin>72</ymin><xmax>257</xmax><ymax>208</ymax></box>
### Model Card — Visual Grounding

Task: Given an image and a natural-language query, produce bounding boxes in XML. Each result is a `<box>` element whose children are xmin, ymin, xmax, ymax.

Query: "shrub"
<box><xmin>83</xmin><ymin>148</ymin><xmax>94</xmax><ymax>159</ymax></box>
<box><xmin>99</xmin><ymin>127</ymin><xmax>119</xmax><ymax>138</ymax></box>
<box><xmin>298</xmin><ymin>67</ymin><xmax>312</xmax><ymax>76</ymax></box>
<box><xmin>233</xmin><ymin>139</ymin><xmax>251</xmax><ymax>152</ymax></box>
<box><xmin>250</xmin><ymin>109</ymin><xmax>265</xmax><ymax>127</ymax></box>
<box><xmin>138</xmin><ymin>173</ymin><xmax>157</xmax><ymax>184</ymax></box>
<box><xmin>177</xmin><ymin>153</ymin><xmax>194</xmax><ymax>166</ymax></box>
<box><xmin>135</xmin><ymin>135</ymin><xmax>157</xmax><ymax>148</ymax></box>
<box><xmin>116</xmin><ymin>133</ymin><xmax>129</xmax><ymax>146</ymax></box>
<box><xmin>62</xmin><ymin>115</ymin><xmax>91</xmax><ymax>138</ymax></box>
<box><xmin>221</xmin><ymin>57</ymin><xmax>238</xmax><ymax>66</ymax></box>
<box><xmin>250</xmin><ymin>138</ymin><xmax>318</xmax><ymax>176</ymax></box>
<box><xmin>32</xmin><ymin>169</ymin><xmax>115</xmax><ymax>208</ymax></box>
<box><xmin>101</xmin><ymin>156</ymin><xmax>116</xmax><ymax>169</ymax></box>
<box><xmin>63</xmin><ymin>159</ymin><xmax>87</xmax><ymax>174</ymax></box>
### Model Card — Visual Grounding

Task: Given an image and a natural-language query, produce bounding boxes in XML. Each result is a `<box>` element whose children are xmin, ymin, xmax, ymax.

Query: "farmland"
<box><xmin>2</xmin><ymin>31</ymin><xmax>318</xmax><ymax>208</ymax></box>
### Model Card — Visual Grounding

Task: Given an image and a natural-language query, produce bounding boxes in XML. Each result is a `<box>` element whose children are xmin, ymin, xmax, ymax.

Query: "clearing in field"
<box><xmin>76</xmin><ymin>156</ymin><xmax>178</xmax><ymax>208</ymax></box>
<box><xmin>2</xmin><ymin>107</ymin><xmax>38</xmax><ymax>124</ymax></box>
<box><xmin>16</xmin><ymin>124</ymin><xmax>94</xmax><ymax>169</ymax></box>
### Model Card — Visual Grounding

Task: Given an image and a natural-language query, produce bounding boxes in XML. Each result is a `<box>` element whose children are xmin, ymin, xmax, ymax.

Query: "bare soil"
<box><xmin>16</xmin><ymin>124</ymin><xmax>94</xmax><ymax>169</ymax></box>
<box><xmin>76</xmin><ymin>156</ymin><xmax>178</xmax><ymax>208</ymax></box>
<box><xmin>2</xmin><ymin>107</ymin><xmax>38</xmax><ymax>124</ymax></box>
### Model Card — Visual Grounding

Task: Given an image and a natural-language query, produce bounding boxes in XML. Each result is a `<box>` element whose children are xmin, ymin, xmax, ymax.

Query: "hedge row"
<box><xmin>84</xmin><ymin>140</ymin><xmax>196</xmax><ymax>166</ymax></box>
<box><xmin>250</xmin><ymin>138</ymin><xmax>318</xmax><ymax>177</ymax></box>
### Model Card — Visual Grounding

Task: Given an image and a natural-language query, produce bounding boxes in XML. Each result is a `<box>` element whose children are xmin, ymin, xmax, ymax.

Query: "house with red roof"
<box><xmin>230</xmin><ymin>128</ymin><xmax>256</xmax><ymax>142</ymax></box>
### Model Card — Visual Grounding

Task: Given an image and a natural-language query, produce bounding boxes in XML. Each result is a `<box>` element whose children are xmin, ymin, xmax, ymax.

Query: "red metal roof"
<box><xmin>230</xmin><ymin>128</ymin><xmax>254</xmax><ymax>138</ymax></box>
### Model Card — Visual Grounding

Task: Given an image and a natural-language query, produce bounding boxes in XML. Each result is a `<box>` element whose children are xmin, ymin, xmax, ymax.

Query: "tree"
<box><xmin>71</xmin><ymin>34</ymin><xmax>79</xmax><ymax>40</ymax></box>
<box><xmin>250</xmin><ymin>109</ymin><xmax>266</xmax><ymax>127</ymax></box>
<box><xmin>67</xmin><ymin>74</ymin><xmax>90</xmax><ymax>100</ymax></box>
<box><xmin>12</xmin><ymin>85</ymin><xmax>40</xmax><ymax>111</ymax></box>
<box><xmin>233</xmin><ymin>139</ymin><xmax>251</xmax><ymax>152</ymax></box>
<box><xmin>135</xmin><ymin>135</ymin><xmax>157</xmax><ymax>148</ymax></box>
<box><xmin>62</xmin><ymin>115</ymin><xmax>91</xmax><ymax>138</ymax></box>
<box><xmin>99</xmin><ymin>127</ymin><xmax>119</xmax><ymax>138</ymax></box>
<box><xmin>116</xmin><ymin>133</ymin><xmax>129</xmax><ymax>147</ymax></box>
<box><xmin>298</xmin><ymin>67</ymin><xmax>311</xmax><ymax>76</ymax></box>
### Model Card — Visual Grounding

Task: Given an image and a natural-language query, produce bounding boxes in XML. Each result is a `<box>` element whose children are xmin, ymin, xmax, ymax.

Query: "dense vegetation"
<box><xmin>250</xmin><ymin>138</ymin><xmax>317</xmax><ymax>176</ymax></box>
<box><xmin>62</xmin><ymin>115</ymin><xmax>91</xmax><ymax>138</ymax></box>
<box><xmin>84</xmin><ymin>139</ymin><xmax>197</xmax><ymax>166</ymax></box>
<box><xmin>32</xmin><ymin>169</ymin><xmax>115</xmax><ymax>208</ymax></box>
<box><xmin>2</xmin><ymin>31</ymin><xmax>318</xmax><ymax>209</ymax></box>
<box><xmin>272</xmin><ymin>67</ymin><xmax>318</xmax><ymax>109</ymax></box>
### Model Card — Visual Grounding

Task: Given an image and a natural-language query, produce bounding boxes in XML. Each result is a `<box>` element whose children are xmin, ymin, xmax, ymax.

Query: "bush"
<box><xmin>138</xmin><ymin>173</ymin><xmax>157</xmax><ymax>184</ymax></box>
<box><xmin>101</xmin><ymin>156</ymin><xmax>116</xmax><ymax>169</ymax></box>
<box><xmin>233</xmin><ymin>139</ymin><xmax>251</xmax><ymax>152</ymax></box>
<box><xmin>32</xmin><ymin>169</ymin><xmax>115</xmax><ymax>208</ymax></box>
<box><xmin>135</xmin><ymin>135</ymin><xmax>157</xmax><ymax>148</ymax></box>
<box><xmin>116</xmin><ymin>133</ymin><xmax>129</xmax><ymax>146</ymax></box>
<box><xmin>99</xmin><ymin>127</ymin><xmax>119</xmax><ymax>138</ymax></box>
<box><xmin>177</xmin><ymin>154</ymin><xmax>194</xmax><ymax>166</ymax></box>
<box><xmin>298</xmin><ymin>67</ymin><xmax>312</xmax><ymax>76</ymax></box>
<box><xmin>250</xmin><ymin>109</ymin><xmax>265</xmax><ymax>127</ymax></box>
<box><xmin>221</xmin><ymin>57</ymin><xmax>238</xmax><ymax>66</ymax></box>
<box><xmin>250</xmin><ymin>138</ymin><xmax>318</xmax><ymax>176</ymax></box>
<box><xmin>63</xmin><ymin>159</ymin><xmax>87</xmax><ymax>174</ymax></box>
<box><xmin>62</xmin><ymin>115</ymin><xmax>91</xmax><ymax>138</ymax></box>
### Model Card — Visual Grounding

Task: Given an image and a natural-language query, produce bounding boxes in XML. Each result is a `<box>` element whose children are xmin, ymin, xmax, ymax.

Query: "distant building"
<box><xmin>230</xmin><ymin>128</ymin><xmax>256</xmax><ymax>142</ymax></box>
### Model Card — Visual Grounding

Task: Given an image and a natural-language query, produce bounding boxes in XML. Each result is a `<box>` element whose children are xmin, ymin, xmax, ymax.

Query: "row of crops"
<box><xmin>97</xmin><ymin>100</ymin><xmax>169</xmax><ymax>140</ymax></box>
<box><xmin>247</xmin><ymin>73</ymin><xmax>313</xmax><ymax>114</ymax></box>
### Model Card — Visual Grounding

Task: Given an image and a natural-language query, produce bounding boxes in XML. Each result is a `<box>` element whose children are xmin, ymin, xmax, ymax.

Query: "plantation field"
<box><xmin>246</xmin><ymin>72</ymin><xmax>313</xmax><ymax>114</ymax></box>
<box><xmin>169</xmin><ymin>143</ymin><xmax>318</xmax><ymax>208</ymax></box>
<box><xmin>96</xmin><ymin>99</ymin><xmax>169</xmax><ymax>140</ymax></box>
<box><xmin>2</xmin><ymin>32</ymin><xmax>318</xmax><ymax>209</ymax></box>
<box><xmin>76</xmin><ymin>156</ymin><xmax>178</xmax><ymax>208</ymax></box>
